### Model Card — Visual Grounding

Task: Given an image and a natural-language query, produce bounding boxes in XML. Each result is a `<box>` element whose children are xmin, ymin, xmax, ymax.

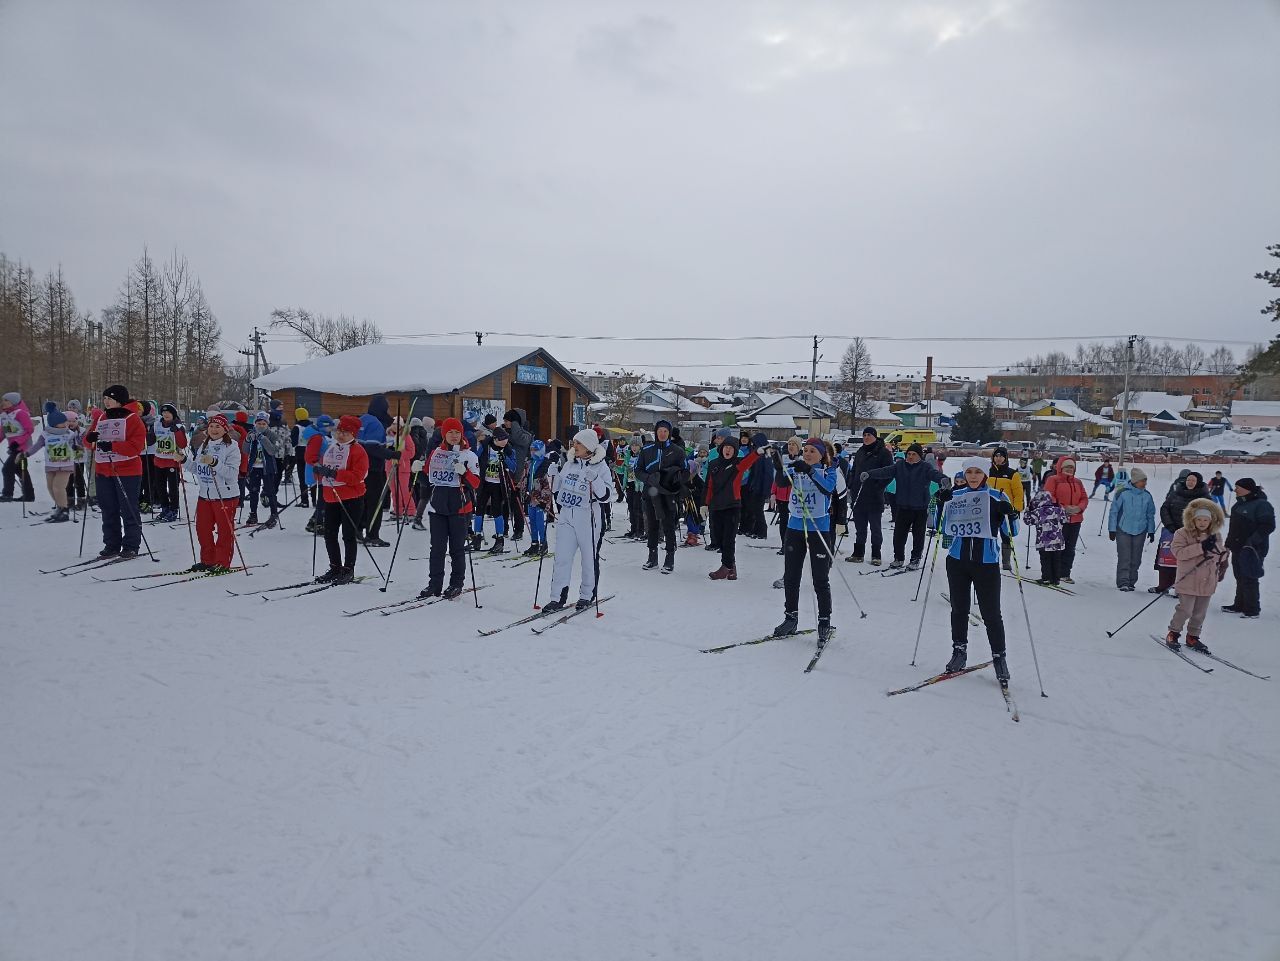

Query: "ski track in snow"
<box><xmin>1</xmin><ymin>459</ymin><xmax>1278</xmax><ymax>960</ymax></box>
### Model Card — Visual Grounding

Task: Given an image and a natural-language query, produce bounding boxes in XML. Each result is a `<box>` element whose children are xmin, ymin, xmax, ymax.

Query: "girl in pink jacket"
<box><xmin>385</xmin><ymin>420</ymin><xmax>417</xmax><ymax>519</ymax></box>
<box><xmin>1</xmin><ymin>390</ymin><xmax>36</xmax><ymax>501</ymax></box>
<box><xmin>1164</xmin><ymin>498</ymin><xmax>1228</xmax><ymax>654</ymax></box>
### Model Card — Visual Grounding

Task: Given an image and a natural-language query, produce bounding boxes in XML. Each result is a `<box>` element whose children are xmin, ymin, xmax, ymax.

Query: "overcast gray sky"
<box><xmin>2</xmin><ymin>0</ymin><xmax>1278</xmax><ymax>384</ymax></box>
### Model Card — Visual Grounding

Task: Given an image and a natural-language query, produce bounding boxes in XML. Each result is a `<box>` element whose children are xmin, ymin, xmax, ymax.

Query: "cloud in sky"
<box><xmin>1</xmin><ymin>0</ymin><xmax>1277</xmax><ymax>380</ymax></box>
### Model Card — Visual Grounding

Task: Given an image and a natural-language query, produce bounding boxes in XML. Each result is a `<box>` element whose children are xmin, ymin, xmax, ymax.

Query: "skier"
<box><xmin>64</xmin><ymin>403</ymin><xmax>88</xmax><ymax>509</ymax></box>
<box><xmin>704</xmin><ymin>431</ymin><xmax>766</xmax><ymax>580</ymax></box>
<box><xmin>845</xmin><ymin>427</ymin><xmax>892</xmax><ymax>565</ymax></box>
<box><xmin>933</xmin><ymin>457</ymin><xmax>1017</xmax><ymax>686</ymax></box>
<box><xmin>635</xmin><ymin>419</ymin><xmax>687</xmax><ymax>573</ymax></box>
<box><xmin>306</xmin><ymin>414</ymin><xmax>370</xmax><ymax>584</ymax></box>
<box><xmin>245</xmin><ymin>412</ymin><xmax>286</xmax><ymax>527</ymax></box>
<box><xmin>860</xmin><ymin>442</ymin><xmax>948</xmax><ymax>570</ymax></box>
<box><xmin>301</xmin><ymin>414</ymin><xmax>333</xmax><ymax>533</ymax></box>
<box><xmin>1207</xmin><ymin>470</ymin><xmax>1229</xmax><ymax>510</ymax></box>
<box><xmin>1023</xmin><ymin>487</ymin><xmax>1067</xmax><ymax>587</ymax></box>
<box><xmin>618</xmin><ymin>435</ymin><xmax>646</xmax><ymax>540</ymax></box>
<box><xmin>83</xmin><ymin>385</ymin><xmax>146</xmax><ymax>558</ymax></box>
<box><xmin>384</xmin><ymin>419</ymin><xmax>417</xmax><ymax>521</ymax></box>
<box><xmin>1091</xmin><ymin>459</ymin><xmax>1116</xmax><ymax>500</ymax></box>
<box><xmin>541</xmin><ymin>429</ymin><xmax>613</xmax><ymax>613</ymax></box>
<box><xmin>290</xmin><ymin>407</ymin><xmax>312</xmax><ymax>508</ymax></box>
<box><xmin>503</xmin><ymin>409</ymin><xmax>533</xmax><ymax>541</ymax></box>
<box><xmin>187</xmin><ymin>413</ymin><xmax>242</xmax><ymax>573</ymax></box>
<box><xmin>357</xmin><ymin>411</ymin><xmax>395</xmax><ymax>547</ymax></box>
<box><xmin>523</xmin><ymin>439</ymin><xmax>555</xmax><ymax>556</ymax></box>
<box><xmin>1151</xmin><ymin>470</ymin><xmax>1209</xmax><ymax>594</ymax></box>
<box><xmin>772</xmin><ymin>438</ymin><xmax>841</xmax><ymax>646</ymax></box>
<box><xmin>26</xmin><ymin>406</ymin><xmax>80</xmax><ymax>522</ymax></box>
<box><xmin>1016</xmin><ymin>456</ymin><xmax>1033</xmax><ymax>508</ymax></box>
<box><xmin>1042</xmin><ymin>456</ymin><xmax>1087</xmax><ymax>583</ymax></box>
<box><xmin>1164</xmin><ymin>500</ymin><xmax>1228</xmax><ymax>652</ymax></box>
<box><xmin>986</xmin><ymin>446</ymin><xmax>1025</xmax><ymax>571</ymax></box>
<box><xmin>420</xmin><ymin>417</ymin><xmax>481</xmax><ymax>599</ymax></box>
<box><xmin>770</xmin><ymin>437</ymin><xmax>801</xmax><ymax>555</ymax></box>
<box><xmin>1222</xmin><ymin>478</ymin><xmax>1273</xmax><ymax>619</ymax></box>
<box><xmin>0</xmin><ymin>390</ymin><xmax>35</xmax><ymax>502</ymax></box>
<box><xmin>471</xmin><ymin>426</ymin><xmax>516</xmax><ymax>553</ymax></box>
<box><xmin>1108</xmin><ymin>467</ymin><xmax>1156</xmax><ymax>591</ymax></box>
<box><xmin>151</xmin><ymin>404</ymin><xmax>188</xmax><ymax>523</ymax></box>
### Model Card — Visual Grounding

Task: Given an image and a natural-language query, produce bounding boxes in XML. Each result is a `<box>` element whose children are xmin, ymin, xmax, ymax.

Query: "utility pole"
<box><xmin>239</xmin><ymin>346</ymin><xmax>254</xmax><ymax>407</ymax></box>
<box><xmin>808</xmin><ymin>335</ymin><xmax>821</xmax><ymax>437</ymax></box>
<box><xmin>1119</xmin><ymin>334</ymin><xmax>1136</xmax><ymax>466</ymax></box>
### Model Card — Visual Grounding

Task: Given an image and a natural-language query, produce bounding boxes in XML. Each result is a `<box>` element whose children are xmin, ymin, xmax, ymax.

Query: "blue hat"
<box><xmin>531</xmin><ymin>439</ymin><xmax>546</xmax><ymax>453</ymax></box>
<box><xmin>47</xmin><ymin>409</ymin><xmax>67</xmax><ymax>428</ymax></box>
<box><xmin>804</xmin><ymin>437</ymin><xmax>827</xmax><ymax>457</ymax></box>
<box><xmin>315</xmin><ymin>414</ymin><xmax>335</xmax><ymax>431</ymax></box>
<box><xmin>655</xmin><ymin>419</ymin><xmax>673</xmax><ymax>433</ymax></box>
<box><xmin>254</xmin><ymin>410</ymin><xmax>269</xmax><ymax>423</ymax></box>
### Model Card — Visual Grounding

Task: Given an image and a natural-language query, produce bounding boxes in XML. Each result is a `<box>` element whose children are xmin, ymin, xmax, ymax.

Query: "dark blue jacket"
<box><xmin>865</xmin><ymin>459</ymin><xmax>947</xmax><ymax>510</ymax></box>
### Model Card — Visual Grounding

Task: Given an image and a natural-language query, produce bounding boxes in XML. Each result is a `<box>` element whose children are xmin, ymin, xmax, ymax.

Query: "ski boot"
<box><xmin>246</xmin><ymin>512</ymin><xmax>259</xmax><ymax>526</ymax></box>
<box><xmin>1164</xmin><ymin>630</ymin><xmax>1181</xmax><ymax>650</ymax></box>
<box><xmin>846</xmin><ymin>554</ymin><xmax>864</xmax><ymax>564</ymax></box>
<box><xmin>98</xmin><ymin>546</ymin><xmax>119</xmax><ymax>559</ymax></box>
<box><xmin>466</xmin><ymin>532</ymin><xmax>483</xmax><ymax>552</ymax></box>
<box><xmin>993</xmin><ymin>654</ymin><xmax>1010</xmax><ymax>686</ymax></box>
<box><xmin>486</xmin><ymin>536</ymin><xmax>506</xmax><ymax>554</ymax></box>
<box><xmin>704</xmin><ymin>542</ymin><xmax>719</xmax><ymax>551</ymax></box>
<box><xmin>889</xmin><ymin>559</ymin><xmax>904</xmax><ymax>569</ymax></box>
<box><xmin>817</xmin><ymin>617</ymin><xmax>833</xmax><ymax>645</ymax></box>
<box><xmin>332</xmin><ymin>567</ymin><xmax>356</xmax><ymax>585</ymax></box>
<box><xmin>411</xmin><ymin>519</ymin><xmax>426</xmax><ymax>531</ymax></box>
<box><xmin>945</xmin><ymin>644</ymin><xmax>967</xmax><ymax>674</ymax></box>
<box><xmin>207</xmin><ymin>565</ymin><xmax>232</xmax><ymax>575</ymax></box>
<box><xmin>1185</xmin><ymin>635</ymin><xmax>1210</xmax><ymax>654</ymax></box>
<box><xmin>264</xmin><ymin>511</ymin><xmax>279</xmax><ymax>529</ymax></box>
<box><xmin>708</xmin><ymin>566</ymin><xmax>735</xmax><ymax>581</ymax></box>
<box><xmin>575</xmin><ymin>598</ymin><xmax>593</xmax><ymax>612</ymax></box>
<box><xmin>870</xmin><ymin>557</ymin><xmax>883</xmax><ymax>566</ymax></box>
<box><xmin>642</xmin><ymin>550</ymin><xmax>659</xmax><ymax>570</ymax></box>
<box><xmin>315</xmin><ymin>567</ymin><xmax>342</xmax><ymax>584</ymax></box>
<box><xmin>120</xmin><ymin>548</ymin><xmax>139</xmax><ymax>559</ymax></box>
<box><xmin>906</xmin><ymin>556</ymin><xmax>921</xmax><ymax>571</ymax></box>
<box><xmin>443</xmin><ymin>583</ymin><xmax>464</xmax><ymax>600</ymax></box>
<box><xmin>661</xmin><ymin>550</ymin><xmax>675</xmax><ymax>574</ymax></box>
<box><xmin>366</xmin><ymin>536</ymin><xmax>391</xmax><ymax>547</ymax></box>
<box><xmin>523</xmin><ymin>541</ymin><xmax>541</xmax><ymax>557</ymax></box>
<box><xmin>772</xmin><ymin>612</ymin><xmax>799</xmax><ymax>638</ymax></box>
<box><xmin>418</xmin><ymin>583</ymin><xmax>442</xmax><ymax>599</ymax></box>
<box><xmin>542</xmin><ymin>587</ymin><xmax>570</xmax><ymax>613</ymax></box>
<box><xmin>772</xmin><ymin>578</ymin><xmax>785</xmax><ymax>589</ymax></box>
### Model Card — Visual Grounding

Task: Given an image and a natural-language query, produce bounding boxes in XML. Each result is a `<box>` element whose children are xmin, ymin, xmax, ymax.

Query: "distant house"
<box><xmin>252</xmin><ymin>343</ymin><xmax>597</xmax><ymax>442</ymax></box>
<box><xmin>1020</xmin><ymin>399</ymin><xmax>1120</xmax><ymax>439</ymax></box>
<box><xmin>737</xmin><ymin>394</ymin><xmax>831</xmax><ymax>438</ymax></box>
<box><xmin>1229</xmin><ymin>400</ymin><xmax>1280</xmax><ymax>430</ymax></box>
<box><xmin>894</xmin><ymin>401</ymin><xmax>959</xmax><ymax>429</ymax></box>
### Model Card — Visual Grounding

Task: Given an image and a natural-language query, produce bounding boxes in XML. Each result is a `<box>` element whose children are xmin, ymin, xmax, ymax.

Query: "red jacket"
<box><xmin>231</xmin><ymin>423</ymin><xmax>249</xmax><ymax>476</ymax></box>
<box><xmin>305</xmin><ymin>433</ymin><xmax>369</xmax><ymax>503</ymax></box>
<box><xmin>85</xmin><ymin>409</ymin><xmax>146</xmax><ymax>477</ymax></box>
<box><xmin>1044</xmin><ymin>455</ymin><xmax>1088</xmax><ymax>524</ymax></box>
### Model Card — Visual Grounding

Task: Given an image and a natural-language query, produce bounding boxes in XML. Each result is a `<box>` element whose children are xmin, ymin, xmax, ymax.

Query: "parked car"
<box><xmin>1211</xmin><ymin>449</ymin><xmax>1253</xmax><ymax>459</ymax></box>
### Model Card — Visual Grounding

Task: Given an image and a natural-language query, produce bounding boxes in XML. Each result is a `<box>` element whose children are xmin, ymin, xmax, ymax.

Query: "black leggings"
<box><xmin>1061</xmin><ymin>522</ymin><xmax>1081</xmax><ymax>576</ymax></box>
<box><xmin>783</xmin><ymin>526</ymin><xmax>833</xmax><ymax>620</ymax></box>
<box><xmin>324</xmin><ymin>498</ymin><xmax>362</xmax><ymax>570</ymax></box>
<box><xmin>892</xmin><ymin>507</ymin><xmax>928</xmax><ymax>562</ymax></box>
<box><xmin>710</xmin><ymin>506</ymin><xmax>740</xmax><ymax>568</ymax></box>
<box><xmin>944</xmin><ymin>556</ymin><xmax>1005</xmax><ymax>655</ymax></box>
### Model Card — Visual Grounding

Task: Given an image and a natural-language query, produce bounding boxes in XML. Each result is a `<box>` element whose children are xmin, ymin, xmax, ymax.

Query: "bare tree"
<box><xmin>596</xmin><ymin>370</ymin><xmax>647</xmax><ymax>427</ymax></box>
<box><xmin>269</xmin><ymin>307</ymin><xmax>384</xmax><ymax>357</ymax></box>
<box><xmin>833</xmin><ymin>337</ymin><xmax>878</xmax><ymax>428</ymax></box>
<box><xmin>1178</xmin><ymin>343</ymin><xmax>1206</xmax><ymax>377</ymax></box>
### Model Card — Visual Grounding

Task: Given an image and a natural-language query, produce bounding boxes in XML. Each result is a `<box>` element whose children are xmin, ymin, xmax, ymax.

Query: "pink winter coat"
<box><xmin>1169</xmin><ymin>498</ymin><xmax>1227</xmax><ymax>597</ymax></box>
<box><xmin>1</xmin><ymin>399</ymin><xmax>35</xmax><ymax>452</ymax></box>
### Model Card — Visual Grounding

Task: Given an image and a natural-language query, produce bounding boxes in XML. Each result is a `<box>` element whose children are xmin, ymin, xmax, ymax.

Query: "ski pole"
<box><xmin>588</xmin><ymin>492</ymin><xmax>604</xmax><ymax>618</ymax></box>
<box><xmin>211</xmin><ymin>469</ymin><xmax>251</xmax><ymax>574</ymax></box>
<box><xmin>464</xmin><ymin>513</ymin><xmax>482</xmax><ymax>608</ymax></box>
<box><xmin>910</xmin><ymin>529</ymin><xmax>943</xmax><ymax>666</ymax></box>
<box><xmin>179</xmin><ymin>461</ymin><xmax>197</xmax><ymax>565</ymax></box>
<box><xmin>912</xmin><ymin>521</ymin><xmax>943</xmax><ymax>603</ymax></box>
<box><xmin>78</xmin><ymin>446</ymin><xmax>91</xmax><ymax>557</ymax></box>
<box><xmin>1007</xmin><ymin>523</ymin><xmax>1047</xmax><ymax>697</ymax></box>
<box><xmin>379</xmin><ymin>491</ymin><xmax>412</xmax><ymax>593</ymax></box>
<box><xmin>336</xmin><ymin>490</ymin><xmax>385</xmax><ymax>579</ymax></box>
<box><xmin>19</xmin><ymin>453</ymin><xmax>28</xmax><ymax>518</ymax></box>
<box><xmin>532</xmin><ymin>520</ymin><xmax>547</xmax><ymax>609</ymax></box>
<box><xmin>1104</xmin><ymin>551</ymin><xmax>1215</xmax><ymax>639</ymax></box>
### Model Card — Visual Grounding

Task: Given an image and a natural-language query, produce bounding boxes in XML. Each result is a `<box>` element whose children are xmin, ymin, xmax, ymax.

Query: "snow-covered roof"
<box><xmin>1231</xmin><ymin>400</ymin><xmax>1280</xmax><ymax>418</ymax></box>
<box><xmin>1021</xmin><ymin>399</ymin><xmax>1120</xmax><ymax>427</ymax></box>
<box><xmin>745</xmin><ymin>392</ymin><xmax>793</xmax><ymax>410</ymax></box>
<box><xmin>895</xmin><ymin>401</ymin><xmax>960</xmax><ymax>419</ymax></box>
<box><xmin>853</xmin><ymin>400</ymin><xmax>901</xmax><ymax>422</ymax></box>
<box><xmin>738</xmin><ymin>414</ymin><xmax>810</xmax><ymax>429</ymax></box>
<box><xmin>253</xmin><ymin>344</ymin><xmax>597</xmax><ymax>399</ymax></box>
<box><xmin>1113</xmin><ymin>392</ymin><xmax>1195</xmax><ymax>413</ymax></box>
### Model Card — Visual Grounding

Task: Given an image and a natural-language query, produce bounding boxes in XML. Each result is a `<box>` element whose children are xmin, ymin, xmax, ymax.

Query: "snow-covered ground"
<box><xmin>2</xmin><ymin>459</ymin><xmax>1277</xmax><ymax>961</ymax></box>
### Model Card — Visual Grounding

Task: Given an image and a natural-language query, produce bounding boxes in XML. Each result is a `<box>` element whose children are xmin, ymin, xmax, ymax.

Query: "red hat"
<box><xmin>337</xmin><ymin>414</ymin><xmax>362</xmax><ymax>434</ymax></box>
<box><xmin>235</xmin><ymin>411</ymin><xmax>249</xmax><ymax>423</ymax></box>
<box><xmin>209</xmin><ymin>413</ymin><xmax>231</xmax><ymax>432</ymax></box>
<box><xmin>593</xmin><ymin>424</ymin><xmax>605</xmax><ymax>440</ymax></box>
<box><xmin>441</xmin><ymin>417</ymin><xmax>464</xmax><ymax>437</ymax></box>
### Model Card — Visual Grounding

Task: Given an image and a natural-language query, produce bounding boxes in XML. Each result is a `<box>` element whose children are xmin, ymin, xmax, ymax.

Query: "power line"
<box><xmin>368</xmin><ymin>330</ymin><xmax>1263</xmax><ymax>346</ymax></box>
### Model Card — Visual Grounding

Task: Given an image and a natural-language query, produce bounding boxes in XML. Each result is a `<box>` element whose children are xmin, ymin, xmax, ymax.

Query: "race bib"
<box><xmin>1</xmin><ymin>416</ymin><xmax>17</xmax><ymax>437</ymax></box>
<box><xmin>320</xmin><ymin>441</ymin><xmax>350</xmax><ymax>487</ymax></box>
<box><xmin>789</xmin><ymin>486</ymin><xmax>819</xmax><ymax>514</ymax></box>
<box><xmin>556</xmin><ymin>465</ymin><xmax>591</xmax><ymax>509</ymax></box>
<box><xmin>943</xmin><ymin>489</ymin><xmax>994</xmax><ymax>540</ymax></box>
<box><xmin>429</xmin><ymin>447</ymin><xmax>461</xmax><ymax>486</ymax></box>
<box><xmin>155</xmin><ymin>426</ymin><xmax>177</xmax><ymax>457</ymax></box>
<box><xmin>195</xmin><ymin>459</ymin><xmax>215</xmax><ymax>485</ymax></box>
<box><xmin>46</xmin><ymin>439</ymin><xmax>73</xmax><ymax>463</ymax></box>
<box><xmin>485</xmin><ymin>458</ymin><xmax>501</xmax><ymax>481</ymax></box>
<box><xmin>97</xmin><ymin>418</ymin><xmax>127</xmax><ymax>442</ymax></box>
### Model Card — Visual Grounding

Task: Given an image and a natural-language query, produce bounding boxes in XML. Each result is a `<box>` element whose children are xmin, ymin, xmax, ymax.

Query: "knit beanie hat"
<box><xmin>102</xmin><ymin>385</ymin><xmax>129</xmax><ymax>405</ymax></box>
<box><xmin>1129</xmin><ymin>467</ymin><xmax>1147</xmax><ymax>483</ymax></box>
<box><xmin>573</xmin><ymin>428</ymin><xmax>600</xmax><ymax>453</ymax></box>
<box><xmin>862</xmin><ymin>426</ymin><xmax>878</xmax><ymax>438</ymax></box>
<box><xmin>2</xmin><ymin>391</ymin><xmax>21</xmax><ymax>405</ymax></box>
<box><xmin>295</xmin><ymin>407</ymin><xmax>309</xmax><ymax>420</ymax></box>
<box><xmin>440</xmin><ymin>417</ymin><xmax>465</xmax><ymax>438</ymax></box>
<box><xmin>1236</xmin><ymin>477</ymin><xmax>1258</xmax><ymax>494</ymax></box>
<box><xmin>209</xmin><ymin>413</ymin><xmax>231</xmax><ymax>432</ymax></box>
<box><xmin>254</xmin><ymin>411</ymin><xmax>269</xmax><ymax>424</ymax></box>
<box><xmin>804</xmin><ymin>437</ymin><xmax>828</xmax><ymax>457</ymax></box>
<box><xmin>46</xmin><ymin>409</ymin><xmax>67</xmax><ymax>428</ymax></box>
<box><xmin>235</xmin><ymin>411</ymin><xmax>249</xmax><ymax>423</ymax></box>
<box><xmin>907</xmin><ymin>442</ymin><xmax>924</xmax><ymax>456</ymax></box>
<box><xmin>961</xmin><ymin>456</ymin><xmax>989</xmax><ymax>475</ymax></box>
<box><xmin>337</xmin><ymin>414</ymin><xmax>362</xmax><ymax>434</ymax></box>
<box><xmin>492</xmin><ymin>426</ymin><xmax>510</xmax><ymax>441</ymax></box>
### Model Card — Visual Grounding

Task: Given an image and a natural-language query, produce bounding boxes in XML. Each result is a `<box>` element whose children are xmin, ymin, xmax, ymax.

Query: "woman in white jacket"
<box><xmin>187</xmin><ymin>413</ymin><xmax>242</xmax><ymax>572</ymax></box>
<box><xmin>543</xmin><ymin>429</ymin><xmax>614</xmax><ymax>613</ymax></box>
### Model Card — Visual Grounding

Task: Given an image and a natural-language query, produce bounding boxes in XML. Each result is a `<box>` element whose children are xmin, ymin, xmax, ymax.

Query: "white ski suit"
<box><xmin>549</xmin><ymin>449</ymin><xmax>613</xmax><ymax>602</ymax></box>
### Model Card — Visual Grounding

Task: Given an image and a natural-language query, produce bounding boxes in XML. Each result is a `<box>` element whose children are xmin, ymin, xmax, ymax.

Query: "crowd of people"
<box><xmin>3</xmin><ymin>385</ymin><xmax>1274</xmax><ymax>681</ymax></box>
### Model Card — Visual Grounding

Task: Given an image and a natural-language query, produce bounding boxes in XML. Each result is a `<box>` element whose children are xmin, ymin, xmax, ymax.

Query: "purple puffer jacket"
<box><xmin>1023</xmin><ymin>489</ymin><xmax>1066</xmax><ymax>552</ymax></box>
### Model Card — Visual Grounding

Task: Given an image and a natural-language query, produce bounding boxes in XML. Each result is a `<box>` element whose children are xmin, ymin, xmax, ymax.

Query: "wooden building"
<box><xmin>253</xmin><ymin>344</ymin><xmax>598</xmax><ymax>442</ymax></box>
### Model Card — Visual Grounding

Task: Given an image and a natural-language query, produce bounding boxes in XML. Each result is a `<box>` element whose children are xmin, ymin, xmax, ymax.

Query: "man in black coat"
<box><xmin>845</xmin><ymin>427</ymin><xmax>893</xmax><ymax>565</ymax></box>
<box><xmin>635</xmin><ymin>418</ymin><xmax>687</xmax><ymax>573</ymax></box>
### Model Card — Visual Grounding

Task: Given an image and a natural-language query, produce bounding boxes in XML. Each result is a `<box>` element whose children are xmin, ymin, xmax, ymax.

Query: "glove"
<box><xmin>199</xmin><ymin>454</ymin><xmax>216</xmax><ymax>466</ymax></box>
<box><xmin>1202</xmin><ymin>534</ymin><xmax>1217</xmax><ymax>554</ymax></box>
<box><xmin>934</xmin><ymin>487</ymin><xmax>953</xmax><ymax>504</ymax></box>
<box><xmin>791</xmin><ymin>461</ymin><xmax>811</xmax><ymax>474</ymax></box>
<box><xmin>1109</xmin><ymin>531</ymin><xmax>1117</xmax><ymax>541</ymax></box>
<box><xmin>97</xmin><ymin>441</ymin><xmax>113</xmax><ymax>452</ymax></box>
<box><xmin>386</xmin><ymin>449</ymin><xmax>400</xmax><ymax>461</ymax></box>
<box><xmin>84</xmin><ymin>431</ymin><xmax>99</xmax><ymax>444</ymax></box>
<box><xmin>939</xmin><ymin>476</ymin><xmax>952</xmax><ymax>489</ymax></box>
<box><xmin>1148</xmin><ymin>533</ymin><xmax>1155</xmax><ymax>543</ymax></box>
<box><xmin>411</xmin><ymin>459</ymin><xmax>425</xmax><ymax>474</ymax></box>
<box><xmin>313</xmin><ymin>464</ymin><xmax>336</xmax><ymax>479</ymax></box>
<box><xmin>756</xmin><ymin>447</ymin><xmax>767</xmax><ymax>456</ymax></box>
<box><xmin>750</xmin><ymin>432</ymin><xmax>769</xmax><ymax>450</ymax></box>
